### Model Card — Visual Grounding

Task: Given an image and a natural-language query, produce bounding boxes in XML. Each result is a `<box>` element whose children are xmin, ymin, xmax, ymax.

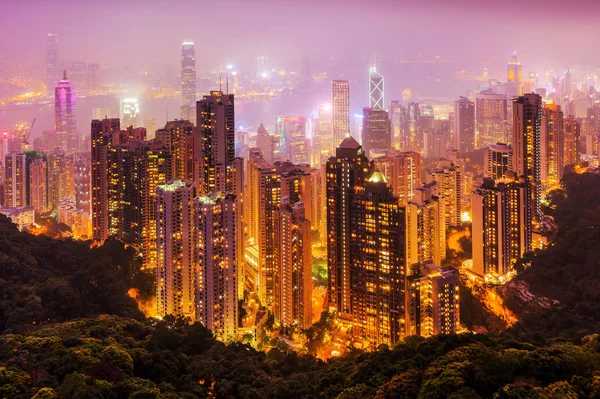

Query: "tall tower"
<box><xmin>196</xmin><ymin>91</ymin><xmax>235</xmax><ymax>196</ymax></box>
<box><xmin>484</xmin><ymin>143</ymin><xmax>512</xmax><ymax>180</ymax></box>
<box><xmin>369</xmin><ymin>56</ymin><xmax>384</xmax><ymax>110</ymax></box>
<box><xmin>540</xmin><ymin>103</ymin><xmax>564</xmax><ymax>185</ymax></box>
<box><xmin>564</xmin><ymin>116</ymin><xmax>581</xmax><ymax>167</ymax></box>
<box><xmin>454</xmin><ymin>97</ymin><xmax>475</xmax><ymax>154</ymax></box>
<box><xmin>512</xmin><ymin>93</ymin><xmax>543</xmax><ymax>223</ymax></box>
<box><xmin>180</xmin><ymin>41</ymin><xmax>197</xmax><ymax>123</ymax></box>
<box><xmin>30</xmin><ymin>158</ymin><xmax>48</xmax><ymax>214</ymax></box>
<box><xmin>373</xmin><ymin>151</ymin><xmax>422</xmax><ymax>206</ymax></box>
<box><xmin>55</xmin><ymin>71</ymin><xmax>77</xmax><ymax>150</ymax></box>
<box><xmin>4</xmin><ymin>152</ymin><xmax>26</xmax><ymax>207</ymax></box>
<box><xmin>507</xmin><ymin>53</ymin><xmax>523</xmax><ymax>97</ymax></box>
<box><xmin>426</xmin><ymin>159</ymin><xmax>462</xmax><ymax>229</ymax></box>
<box><xmin>46</xmin><ymin>33</ymin><xmax>59</xmax><ymax>91</ymax></box>
<box><xmin>91</xmin><ymin>118</ymin><xmax>121</xmax><ymax>242</ymax></box>
<box><xmin>332</xmin><ymin>80</ymin><xmax>350</xmax><ymax>151</ymax></box>
<box><xmin>326</xmin><ymin>136</ymin><xmax>373</xmax><ymax>316</ymax></box>
<box><xmin>156</xmin><ymin>180</ymin><xmax>196</xmax><ymax>321</ymax></box>
<box><xmin>362</xmin><ymin>107</ymin><xmax>391</xmax><ymax>158</ymax></box>
<box><xmin>350</xmin><ymin>171</ymin><xmax>406</xmax><ymax>347</ymax></box>
<box><xmin>195</xmin><ymin>193</ymin><xmax>238</xmax><ymax>341</ymax></box>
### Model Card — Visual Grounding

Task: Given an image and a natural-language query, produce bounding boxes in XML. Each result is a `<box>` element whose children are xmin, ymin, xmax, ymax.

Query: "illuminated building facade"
<box><xmin>426</xmin><ymin>159</ymin><xmax>462</xmax><ymax>229</ymax></box>
<box><xmin>471</xmin><ymin>176</ymin><xmax>532</xmax><ymax>277</ymax></box>
<box><xmin>476</xmin><ymin>91</ymin><xmax>508</xmax><ymax>147</ymax></box>
<box><xmin>326</xmin><ymin>136</ymin><xmax>372</xmax><ymax>316</ymax></box>
<box><xmin>255</xmin><ymin>124</ymin><xmax>279</xmax><ymax>165</ymax></box>
<box><xmin>4</xmin><ymin>152</ymin><xmax>26</xmax><ymax>208</ymax></box>
<box><xmin>196</xmin><ymin>91</ymin><xmax>235</xmax><ymax>196</ymax></box>
<box><xmin>540</xmin><ymin>103</ymin><xmax>564</xmax><ymax>185</ymax></box>
<box><xmin>424</xmin><ymin>131</ymin><xmax>447</xmax><ymax>159</ymax></box>
<box><xmin>373</xmin><ymin>151</ymin><xmax>422</xmax><ymax>206</ymax></box>
<box><xmin>484</xmin><ymin>143</ymin><xmax>512</xmax><ymax>180</ymax></box>
<box><xmin>406</xmin><ymin>183</ymin><xmax>446</xmax><ymax>268</ymax></box>
<box><xmin>564</xmin><ymin>116</ymin><xmax>581</xmax><ymax>167</ymax></box>
<box><xmin>507</xmin><ymin>54</ymin><xmax>523</xmax><ymax>97</ymax></box>
<box><xmin>195</xmin><ymin>193</ymin><xmax>238</xmax><ymax>341</ymax></box>
<box><xmin>181</xmin><ymin>41</ymin><xmax>197</xmax><ymax>123</ymax></box>
<box><xmin>362</xmin><ymin>108</ymin><xmax>391</xmax><ymax>159</ymax></box>
<box><xmin>332</xmin><ymin>80</ymin><xmax>350</xmax><ymax>151</ymax></box>
<box><xmin>512</xmin><ymin>93</ymin><xmax>543</xmax><ymax>223</ymax></box>
<box><xmin>121</xmin><ymin>98</ymin><xmax>140</xmax><ymax>127</ymax></box>
<box><xmin>283</xmin><ymin>116</ymin><xmax>309</xmax><ymax>164</ymax></box>
<box><xmin>350</xmin><ymin>172</ymin><xmax>405</xmax><ymax>347</ymax></box>
<box><xmin>407</xmin><ymin>262</ymin><xmax>460</xmax><ymax>337</ymax></box>
<box><xmin>156</xmin><ymin>120</ymin><xmax>194</xmax><ymax>180</ymax></box>
<box><xmin>54</xmin><ymin>72</ymin><xmax>77</xmax><ymax>150</ymax></box>
<box><xmin>454</xmin><ymin>97</ymin><xmax>475</xmax><ymax>154</ymax></box>
<box><xmin>156</xmin><ymin>180</ymin><xmax>196</xmax><ymax>321</ymax></box>
<box><xmin>368</xmin><ymin>61</ymin><xmax>384</xmax><ymax>110</ymax></box>
<box><xmin>275</xmin><ymin>199</ymin><xmax>312</xmax><ymax>329</ymax></box>
<box><xmin>47</xmin><ymin>150</ymin><xmax>74</xmax><ymax>211</ymax></box>
<box><xmin>73</xmin><ymin>156</ymin><xmax>90</xmax><ymax>214</ymax></box>
<box><xmin>29</xmin><ymin>158</ymin><xmax>48</xmax><ymax>214</ymax></box>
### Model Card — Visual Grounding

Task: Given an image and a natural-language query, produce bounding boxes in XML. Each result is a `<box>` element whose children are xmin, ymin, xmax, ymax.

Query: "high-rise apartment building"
<box><xmin>476</xmin><ymin>90</ymin><xmax>508</xmax><ymax>147</ymax></box>
<box><xmin>426</xmin><ymin>159</ymin><xmax>462</xmax><ymax>229</ymax></box>
<box><xmin>156</xmin><ymin>180</ymin><xmax>196</xmax><ymax>320</ymax></box>
<box><xmin>283</xmin><ymin>116</ymin><xmax>309</xmax><ymax>164</ymax></box>
<box><xmin>471</xmin><ymin>176</ymin><xmax>532</xmax><ymax>277</ymax></box>
<box><xmin>73</xmin><ymin>156</ymin><xmax>91</xmax><ymax>214</ymax></box>
<box><xmin>4</xmin><ymin>152</ymin><xmax>26</xmax><ymax>208</ymax></box>
<box><xmin>195</xmin><ymin>193</ymin><xmax>238</xmax><ymax>341</ymax></box>
<box><xmin>274</xmin><ymin>199</ymin><xmax>312</xmax><ymax>329</ymax></box>
<box><xmin>406</xmin><ymin>183</ymin><xmax>446</xmax><ymax>268</ymax></box>
<box><xmin>540</xmin><ymin>103</ymin><xmax>564</xmax><ymax>185</ymax></box>
<box><xmin>55</xmin><ymin>72</ymin><xmax>77</xmax><ymax>150</ymax></box>
<box><xmin>196</xmin><ymin>91</ymin><xmax>235</xmax><ymax>196</ymax></box>
<box><xmin>362</xmin><ymin>108</ymin><xmax>391</xmax><ymax>158</ymax></box>
<box><xmin>454</xmin><ymin>97</ymin><xmax>475</xmax><ymax>154</ymax></box>
<box><xmin>156</xmin><ymin>120</ymin><xmax>194</xmax><ymax>180</ymax></box>
<box><xmin>512</xmin><ymin>93</ymin><xmax>543</xmax><ymax>223</ymax></box>
<box><xmin>373</xmin><ymin>151</ymin><xmax>422</xmax><ymax>206</ymax></box>
<box><xmin>407</xmin><ymin>262</ymin><xmax>460</xmax><ymax>337</ymax></box>
<box><xmin>332</xmin><ymin>80</ymin><xmax>350</xmax><ymax>151</ymax></box>
<box><xmin>564</xmin><ymin>116</ymin><xmax>581</xmax><ymax>167</ymax></box>
<box><xmin>326</xmin><ymin>136</ymin><xmax>372</xmax><ymax>316</ymax></box>
<box><xmin>484</xmin><ymin>143</ymin><xmax>512</xmax><ymax>180</ymax></box>
<box><xmin>350</xmin><ymin>171</ymin><xmax>405</xmax><ymax>347</ymax></box>
<box><xmin>29</xmin><ymin>158</ymin><xmax>48</xmax><ymax>214</ymax></box>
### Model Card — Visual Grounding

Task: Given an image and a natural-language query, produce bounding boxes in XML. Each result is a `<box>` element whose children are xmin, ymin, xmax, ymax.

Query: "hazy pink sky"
<box><xmin>0</xmin><ymin>0</ymin><xmax>599</xmax><ymax>71</ymax></box>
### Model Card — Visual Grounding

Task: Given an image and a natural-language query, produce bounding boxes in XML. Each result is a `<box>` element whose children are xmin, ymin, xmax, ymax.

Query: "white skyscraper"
<box><xmin>181</xmin><ymin>41</ymin><xmax>196</xmax><ymax>123</ymax></box>
<box><xmin>369</xmin><ymin>56</ymin><xmax>384</xmax><ymax>110</ymax></box>
<box><xmin>54</xmin><ymin>71</ymin><xmax>77</xmax><ymax>150</ymax></box>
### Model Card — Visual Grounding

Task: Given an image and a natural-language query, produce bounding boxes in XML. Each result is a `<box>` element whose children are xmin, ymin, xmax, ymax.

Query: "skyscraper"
<box><xmin>55</xmin><ymin>71</ymin><xmax>77</xmax><ymax>150</ymax></box>
<box><xmin>275</xmin><ymin>199</ymin><xmax>312</xmax><ymax>329</ymax></box>
<box><xmin>332</xmin><ymin>80</ymin><xmax>350</xmax><ymax>151</ymax></box>
<box><xmin>512</xmin><ymin>93</ymin><xmax>543</xmax><ymax>223</ymax></box>
<box><xmin>283</xmin><ymin>116</ymin><xmax>309</xmax><ymax>164</ymax></box>
<box><xmin>476</xmin><ymin>90</ymin><xmax>508</xmax><ymax>147</ymax></box>
<box><xmin>46</xmin><ymin>33</ymin><xmax>59</xmax><ymax>90</ymax></box>
<box><xmin>350</xmin><ymin>171</ymin><xmax>405</xmax><ymax>347</ymax></box>
<box><xmin>426</xmin><ymin>159</ymin><xmax>462</xmax><ymax>229</ymax></box>
<box><xmin>362</xmin><ymin>107</ymin><xmax>391</xmax><ymax>158</ymax></box>
<box><xmin>326</xmin><ymin>136</ymin><xmax>372</xmax><ymax>316</ymax></box>
<box><xmin>156</xmin><ymin>180</ymin><xmax>196</xmax><ymax>321</ymax></box>
<box><xmin>4</xmin><ymin>152</ymin><xmax>26</xmax><ymax>208</ymax></box>
<box><xmin>454</xmin><ymin>97</ymin><xmax>475</xmax><ymax>154</ymax></box>
<box><xmin>484</xmin><ymin>143</ymin><xmax>512</xmax><ymax>180</ymax></box>
<box><xmin>540</xmin><ymin>103</ymin><xmax>564</xmax><ymax>185</ymax></box>
<box><xmin>73</xmin><ymin>156</ymin><xmax>91</xmax><ymax>214</ymax></box>
<box><xmin>196</xmin><ymin>91</ymin><xmax>235</xmax><ymax>196</ymax></box>
<box><xmin>507</xmin><ymin>53</ymin><xmax>523</xmax><ymax>97</ymax></box>
<box><xmin>195</xmin><ymin>193</ymin><xmax>238</xmax><ymax>340</ymax></box>
<box><xmin>29</xmin><ymin>158</ymin><xmax>48</xmax><ymax>214</ymax></box>
<box><xmin>373</xmin><ymin>151</ymin><xmax>422</xmax><ymax>206</ymax></box>
<box><xmin>181</xmin><ymin>41</ymin><xmax>197</xmax><ymax>123</ymax></box>
<box><xmin>368</xmin><ymin>59</ymin><xmax>384</xmax><ymax>110</ymax></box>
<box><xmin>564</xmin><ymin>116</ymin><xmax>581</xmax><ymax>167</ymax></box>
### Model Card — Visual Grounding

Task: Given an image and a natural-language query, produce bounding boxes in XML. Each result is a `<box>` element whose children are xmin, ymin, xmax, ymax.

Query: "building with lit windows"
<box><xmin>564</xmin><ymin>116</ymin><xmax>581</xmax><ymax>167</ymax></box>
<box><xmin>73</xmin><ymin>155</ymin><xmax>90</xmax><ymax>214</ymax></box>
<box><xmin>484</xmin><ymin>143</ymin><xmax>512</xmax><ymax>180</ymax></box>
<box><xmin>406</xmin><ymin>182</ymin><xmax>446</xmax><ymax>268</ymax></box>
<box><xmin>156</xmin><ymin>120</ymin><xmax>194</xmax><ymax>181</ymax></box>
<box><xmin>156</xmin><ymin>180</ymin><xmax>196</xmax><ymax>321</ymax></box>
<box><xmin>29</xmin><ymin>158</ymin><xmax>47</xmax><ymax>214</ymax></box>
<box><xmin>407</xmin><ymin>262</ymin><xmax>460</xmax><ymax>337</ymax></box>
<box><xmin>368</xmin><ymin>60</ymin><xmax>384</xmax><ymax>110</ymax></box>
<box><xmin>362</xmin><ymin>107</ymin><xmax>391</xmax><ymax>158</ymax></box>
<box><xmin>476</xmin><ymin>90</ymin><xmax>508</xmax><ymax>147</ymax></box>
<box><xmin>326</xmin><ymin>136</ymin><xmax>373</xmax><ymax>317</ymax></box>
<box><xmin>0</xmin><ymin>206</ymin><xmax>35</xmax><ymax>231</ymax></box>
<box><xmin>4</xmin><ymin>152</ymin><xmax>26</xmax><ymax>208</ymax></box>
<box><xmin>181</xmin><ymin>41</ymin><xmax>197</xmax><ymax>123</ymax></box>
<box><xmin>471</xmin><ymin>176</ymin><xmax>532</xmax><ymax>278</ymax></box>
<box><xmin>507</xmin><ymin>54</ymin><xmax>523</xmax><ymax>97</ymax></box>
<box><xmin>275</xmin><ymin>199</ymin><xmax>312</xmax><ymax>329</ymax></box>
<box><xmin>373</xmin><ymin>150</ymin><xmax>422</xmax><ymax>206</ymax></box>
<box><xmin>255</xmin><ymin>124</ymin><xmax>279</xmax><ymax>165</ymax></box>
<box><xmin>454</xmin><ymin>97</ymin><xmax>475</xmax><ymax>154</ymax></box>
<box><xmin>55</xmin><ymin>72</ymin><xmax>77</xmax><ymax>150</ymax></box>
<box><xmin>426</xmin><ymin>159</ymin><xmax>462</xmax><ymax>229</ymax></box>
<box><xmin>196</xmin><ymin>91</ymin><xmax>235</xmax><ymax>196</ymax></box>
<box><xmin>195</xmin><ymin>192</ymin><xmax>238</xmax><ymax>341</ymax></box>
<box><xmin>350</xmin><ymin>171</ymin><xmax>405</xmax><ymax>347</ymax></box>
<box><xmin>540</xmin><ymin>103</ymin><xmax>564</xmax><ymax>185</ymax></box>
<box><xmin>283</xmin><ymin>116</ymin><xmax>310</xmax><ymax>164</ymax></box>
<box><xmin>332</xmin><ymin>80</ymin><xmax>350</xmax><ymax>151</ymax></box>
<box><xmin>512</xmin><ymin>93</ymin><xmax>543</xmax><ymax>223</ymax></box>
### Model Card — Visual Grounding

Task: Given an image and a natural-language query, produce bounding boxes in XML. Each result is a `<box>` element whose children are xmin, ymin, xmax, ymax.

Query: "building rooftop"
<box><xmin>338</xmin><ymin>136</ymin><xmax>361</xmax><ymax>150</ymax></box>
